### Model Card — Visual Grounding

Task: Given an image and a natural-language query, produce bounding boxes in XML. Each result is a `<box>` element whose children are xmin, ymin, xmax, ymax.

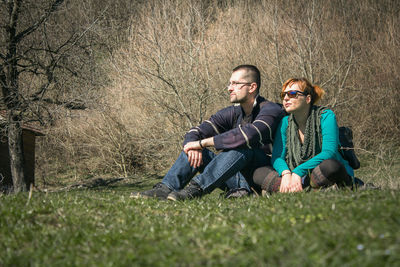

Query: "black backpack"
<box><xmin>338</xmin><ymin>126</ymin><xmax>360</xmax><ymax>169</ymax></box>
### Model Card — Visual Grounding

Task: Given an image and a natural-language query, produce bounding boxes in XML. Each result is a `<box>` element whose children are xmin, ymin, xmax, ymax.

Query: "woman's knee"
<box><xmin>311</xmin><ymin>159</ymin><xmax>351</xmax><ymax>188</ymax></box>
<box><xmin>252</xmin><ymin>166</ymin><xmax>281</xmax><ymax>193</ymax></box>
<box><xmin>318</xmin><ymin>159</ymin><xmax>345</xmax><ymax>177</ymax></box>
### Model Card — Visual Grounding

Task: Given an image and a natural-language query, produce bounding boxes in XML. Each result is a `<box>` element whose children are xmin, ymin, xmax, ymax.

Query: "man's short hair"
<box><xmin>232</xmin><ymin>65</ymin><xmax>261</xmax><ymax>94</ymax></box>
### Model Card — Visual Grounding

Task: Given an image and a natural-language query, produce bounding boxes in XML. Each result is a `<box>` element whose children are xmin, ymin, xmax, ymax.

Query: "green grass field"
<box><xmin>1</xmin><ymin>153</ymin><xmax>400</xmax><ymax>266</ymax></box>
<box><xmin>1</xmin><ymin>179</ymin><xmax>400</xmax><ymax>266</ymax></box>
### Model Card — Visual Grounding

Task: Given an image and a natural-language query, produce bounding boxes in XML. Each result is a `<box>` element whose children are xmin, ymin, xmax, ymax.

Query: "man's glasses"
<box><xmin>280</xmin><ymin>90</ymin><xmax>306</xmax><ymax>100</ymax></box>
<box><xmin>227</xmin><ymin>82</ymin><xmax>252</xmax><ymax>88</ymax></box>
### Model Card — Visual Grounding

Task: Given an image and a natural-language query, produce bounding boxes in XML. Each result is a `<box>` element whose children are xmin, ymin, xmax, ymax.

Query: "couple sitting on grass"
<box><xmin>131</xmin><ymin>65</ymin><xmax>359</xmax><ymax>201</ymax></box>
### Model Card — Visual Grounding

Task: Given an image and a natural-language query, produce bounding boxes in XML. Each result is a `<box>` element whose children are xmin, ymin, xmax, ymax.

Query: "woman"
<box><xmin>253</xmin><ymin>78</ymin><xmax>355</xmax><ymax>194</ymax></box>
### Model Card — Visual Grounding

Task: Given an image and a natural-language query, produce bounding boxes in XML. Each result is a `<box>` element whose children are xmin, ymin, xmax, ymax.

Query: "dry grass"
<box><xmin>36</xmin><ymin>0</ymin><xmax>400</xmax><ymax>186</ymax></box>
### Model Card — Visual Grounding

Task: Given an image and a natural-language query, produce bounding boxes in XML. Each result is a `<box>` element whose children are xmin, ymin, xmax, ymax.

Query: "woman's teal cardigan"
<box><xmin>271</xmin><ymin>109</ymin><xmax>354</xmax><ymax>177</ymax></box>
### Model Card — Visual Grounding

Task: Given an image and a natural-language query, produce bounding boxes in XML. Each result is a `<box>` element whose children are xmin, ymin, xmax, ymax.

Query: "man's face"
<box><xmin>227</xmin><ymin>70</ymin><xmax>253</xmax><ymax>104</ymax></box>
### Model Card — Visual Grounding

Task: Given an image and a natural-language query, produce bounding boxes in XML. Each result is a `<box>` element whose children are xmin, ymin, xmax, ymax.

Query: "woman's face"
<box><xmin>282</xmin><ymin>82</ymin><xmax>311</xmax><ymax>114</ymax></box>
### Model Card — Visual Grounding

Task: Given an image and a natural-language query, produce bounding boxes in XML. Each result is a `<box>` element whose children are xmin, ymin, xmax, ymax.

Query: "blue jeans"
<box><xmin>162</xmin><ymin>148</ymin><xmax>269</xmax><ymax>193</ymax></box>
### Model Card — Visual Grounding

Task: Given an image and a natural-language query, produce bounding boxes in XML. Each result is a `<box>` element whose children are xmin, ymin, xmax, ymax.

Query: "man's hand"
<box><xmin>183</xmin><ymin>141</ymin><xmax>202</xmax><ymax>154</ymax></box>
<box><xmin>184</xmin><ymin>138</ymin><xmax>214</xmax><ymax>168</ymax></box>
<box><xmin>183</xmin><ymin>141</ymin><xmax>203</xmax><ymax>168</ymax></box>
<box><xmin>187</xmin><ymin>149</ymin><xmax>203</xmax><ymax>168</ymax></box>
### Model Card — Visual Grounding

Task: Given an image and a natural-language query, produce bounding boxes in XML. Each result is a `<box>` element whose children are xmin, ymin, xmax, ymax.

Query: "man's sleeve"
<box><xmin>213</xmin><ymin>102</ymin><xmax>284</xmax><ymax>150</ymax></box>
<box><xmin>182</xmin><ymin>106</ymin><xmax>234</xmax><ymax>146</ymax></box>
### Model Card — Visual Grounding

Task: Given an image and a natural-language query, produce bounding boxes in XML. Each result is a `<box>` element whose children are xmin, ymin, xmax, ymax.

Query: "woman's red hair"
<box><xmin>282</xmin><ymin>78</ymin><xmax>325</xmax><ymax>104</ymax></box>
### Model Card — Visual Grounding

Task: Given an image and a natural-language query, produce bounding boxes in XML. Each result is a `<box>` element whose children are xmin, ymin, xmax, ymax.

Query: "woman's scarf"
<box><xmin>285</xmin><ymin>106</ymin><xmax>327</xmax><ymax>171</ymax></box>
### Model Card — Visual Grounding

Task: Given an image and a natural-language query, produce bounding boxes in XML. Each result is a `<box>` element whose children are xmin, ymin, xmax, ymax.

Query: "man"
<box><xmin>131</xmin><ymin>65</ymin><xmax>284</xmax><ymax>200</ymax></box>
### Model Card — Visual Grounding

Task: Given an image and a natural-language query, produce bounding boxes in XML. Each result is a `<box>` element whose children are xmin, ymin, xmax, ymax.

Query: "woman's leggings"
<box><xmin>252</xmin><ymin>159</ymin><xmax>353</xmax><ymax>193</ymax></box>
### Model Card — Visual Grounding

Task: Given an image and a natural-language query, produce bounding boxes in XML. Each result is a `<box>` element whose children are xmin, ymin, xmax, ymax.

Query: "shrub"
<box><xmin>36</xmin><ymin>0</ymin><xmax>400</xmax><ymax>183</ymax></box>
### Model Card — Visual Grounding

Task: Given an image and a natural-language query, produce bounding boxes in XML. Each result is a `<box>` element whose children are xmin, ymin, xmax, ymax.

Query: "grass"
<box><xmin>1</xmin><ymin>150</ymin><xmax>400</xmax><ymax>266</ymax></box>
<box><xmin>1</xmin><ymin>180</ymin><xmax>400</xmax><ymax>266</ymax></box>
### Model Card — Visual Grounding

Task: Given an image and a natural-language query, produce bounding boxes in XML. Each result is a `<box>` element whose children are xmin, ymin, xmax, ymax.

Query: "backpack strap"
<box><xmin>338</xmin><ymin>126</ymin><xmax>360</xmax><ymax>169</ymax></box>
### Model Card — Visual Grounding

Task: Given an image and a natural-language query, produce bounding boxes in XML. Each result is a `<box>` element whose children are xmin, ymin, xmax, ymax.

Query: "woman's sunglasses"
<box><xmin>280</xmin><ymin>90</ymin><xmax>306</xmax><ymax>100</ymax></box>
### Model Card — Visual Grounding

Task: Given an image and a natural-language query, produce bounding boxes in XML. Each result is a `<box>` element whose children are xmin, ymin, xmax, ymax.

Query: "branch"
<box><xmin>0</xmin><ymin>63</ymin><xmax>6</xmax><ymax>90</ymax></box>
<box><xmin>14</xmin><ymin>0</ymin><xmax>64</xmax><ymax>43</ymax></box>
<box><xmin>307</xmin><ymin>0</ymin><xmax>316</xmax><ymax>82</ymax></box>
<box><xmin>21</xmin><ymin>8</ymin><xmax>107</xmax><ymax>101</ymax></box>
<box><xmin>272</xmin><ymin>2</ymin><xmax>283</xmax><ymax>84</ymax></box>
<box><xmin>340</xmin><ymin>44</ymin><xmax>354</xmax><ymax>89</ymax></box>
<box><xmin>29</xmin><ymin>67</ymin><xmax>55</xmax><ymax>101</ymax></box>
<box><xmin>31</xmin><ymin>97</ymin><xmax>87</xmax><ymax>110</ymax></box>
<box><xmin>8</xmin><ymin>0</ymin><xmax>21</xmax><ymax>38</ymax></box>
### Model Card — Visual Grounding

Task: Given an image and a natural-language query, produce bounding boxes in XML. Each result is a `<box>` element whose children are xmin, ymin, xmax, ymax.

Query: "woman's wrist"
<box><xmin>281</xmin><ymin>170</ymin><xmax>291</xmax><ymax>176</ymax></box>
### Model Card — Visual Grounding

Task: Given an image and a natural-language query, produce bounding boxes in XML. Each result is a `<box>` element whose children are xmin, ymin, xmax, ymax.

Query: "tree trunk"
<box><xmin>8</xmin><ymin>112</ymin><xmax>27</xmax><ymax>192</ymax></box>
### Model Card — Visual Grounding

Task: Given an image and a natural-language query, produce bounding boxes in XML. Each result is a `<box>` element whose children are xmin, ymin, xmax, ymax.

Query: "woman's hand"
<box><xmin>289</xmin><ymin>173</ymin><xmax>303</xmax><ymax>192</ymax></box>
<box><xmin>279</xmin><ymin>173</ymin><xmax>292</xmax><ymax>193</ymax></box>
<box><xmin>280</xmin><ymin>172</ymin><xmax>303</xmax><ymax>193</ymax></box>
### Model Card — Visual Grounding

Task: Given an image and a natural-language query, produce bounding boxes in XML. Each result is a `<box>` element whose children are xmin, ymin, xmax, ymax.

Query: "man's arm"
<box><xmin>183</xmin><ymin>137</ymin><xmax>214</xmax><ymax>153</ymax></box>
<box><xmin>181</xmin><ymin>107</ymin><xmax>234</xmax><ymax>168</ymax></box>
<box><xmin>213</xmin><ymin>101</ymin><xmax>284</xmax><ymax>150</ymax></box>
<box><xmin>182</xmin><ymin>101</ymin><xmax>284</xmax><ymax>165</ymax></box>
<box><xmin>182</xmin><ymin>106</ymin><xmax>234</xmax><ymax>147</ymax></box>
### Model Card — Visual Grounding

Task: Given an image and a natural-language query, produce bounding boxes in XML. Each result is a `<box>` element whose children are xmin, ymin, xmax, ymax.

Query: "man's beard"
<box><xmin>230</xmin><ymin>96</ymin><xmax>245</xmax><ymax>104</ymax></box>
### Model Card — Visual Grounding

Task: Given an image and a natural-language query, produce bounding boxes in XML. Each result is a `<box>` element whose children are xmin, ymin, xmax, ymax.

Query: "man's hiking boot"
<box><xmin>130</xmin><ymin>182</ymin><xmax>172</xmax><ymax>200</ymax></box>
<box><xmin>167</xmin><ymin>180</ymin><xmax>203</xmax><ymax>201</ymax></box>
<box><xmin>225</xmin><ymin>188</ymin><xmax>250</xmax><ymax>199</ymax></box>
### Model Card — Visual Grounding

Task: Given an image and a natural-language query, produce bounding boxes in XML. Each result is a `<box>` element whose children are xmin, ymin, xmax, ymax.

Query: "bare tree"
<box><xmin>0</xmin><ymin>0</ymin><xmax>99</xmax><ymax>192</ymax></box>
<box><xmin>120</xmin><ymin>1</ymin><xmax>223</xmax><ymax>129</ymax></box>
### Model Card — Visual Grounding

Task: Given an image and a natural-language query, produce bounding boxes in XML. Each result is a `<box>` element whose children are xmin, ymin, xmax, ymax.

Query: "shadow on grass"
<box><xmin>62</xmin><ymin>174</ymin><xmax>164</xmax><ymax>192</ymax></box>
